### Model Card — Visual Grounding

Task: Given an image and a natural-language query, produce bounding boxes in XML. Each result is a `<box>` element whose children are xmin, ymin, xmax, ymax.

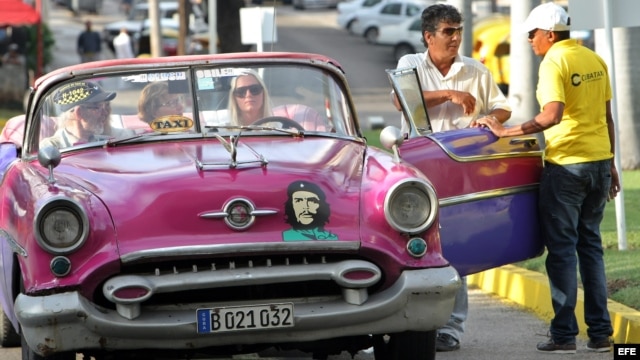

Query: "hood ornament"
<box><xmin>197</xmin><ymin>132</ymin><xmax>268</xmax><ymax>170</ymax></box>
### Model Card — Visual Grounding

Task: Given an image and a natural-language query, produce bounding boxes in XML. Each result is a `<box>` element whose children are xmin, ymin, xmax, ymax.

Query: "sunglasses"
<box><xmin>233</xmin><ymin>84</ymin><xmax>263</xmax><ymax>98</ymax></box>
<box><xmin>80</xmin><ymin>102</ymin><xmax>110</xmax><ymax>111</ymax></box>
<box><xmin>527</xmin><ymin>29</ymin><xmax>539</xmax><ymax>40</ymax></box>
<box><xmin>160</xmin><ymin>97</ymin><xmax>184</xmax><ymax>107</ymax></box>
<box><xmin>437</xmin><ymin>26</ymin><xmax>463</xmax><ymax>37</ymax></box>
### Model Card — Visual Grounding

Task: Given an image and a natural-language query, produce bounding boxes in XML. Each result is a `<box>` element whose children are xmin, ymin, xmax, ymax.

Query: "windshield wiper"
<box><xmin>205</xmin><ymin>125</ymin><xmax>303</xmax><ymax>136</ymax></box>
<box><xmin>105</xmin><ymin>132</ymin><xmax>168</xmax><ymax>146</ymax></box>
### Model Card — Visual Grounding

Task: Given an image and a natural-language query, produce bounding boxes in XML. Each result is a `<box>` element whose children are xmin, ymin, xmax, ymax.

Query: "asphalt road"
<box><xmin>0</xmin><ymin>2</ymin><xmax>618</xmax><ymax>360</ymax></box>
<box><xmin>1</xmin><ymin>289</ymin><xmax>614</xmax><ymax>359</ymax></box>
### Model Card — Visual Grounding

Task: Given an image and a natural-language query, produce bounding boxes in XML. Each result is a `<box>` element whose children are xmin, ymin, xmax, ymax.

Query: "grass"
<box><xmin>364</xmin><ymin>128</ymin><xmax>640</xmax><ymax>311</ymax></box>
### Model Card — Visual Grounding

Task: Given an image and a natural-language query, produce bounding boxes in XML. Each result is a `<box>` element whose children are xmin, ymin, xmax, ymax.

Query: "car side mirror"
<box><xmin>38</xmin><ymin>146</ymin><xmax>61</xmax><ymax>184</ymax></box>
<box><xmin>379</xmin><ymin>126</ymin><xmax>404</xmax><ymax>163</ymax></box>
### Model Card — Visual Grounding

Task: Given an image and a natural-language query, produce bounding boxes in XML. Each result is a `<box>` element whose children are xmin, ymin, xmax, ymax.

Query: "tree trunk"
<box><xmin>596</xmin><ymin>27</ymin><xmax>640</xmax><ymax>170</ymax></box>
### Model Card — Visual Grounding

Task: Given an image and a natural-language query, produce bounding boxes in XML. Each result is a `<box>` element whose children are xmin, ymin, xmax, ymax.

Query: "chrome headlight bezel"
<box><xmin>34</xmin><ymin>198</ymin><xmax>90</xmax><ymax>255</ymax></box>
<box><xmin>384</xmin><ymin>178</ymin><xmax>438</xmax><ymax>235</ymax></box>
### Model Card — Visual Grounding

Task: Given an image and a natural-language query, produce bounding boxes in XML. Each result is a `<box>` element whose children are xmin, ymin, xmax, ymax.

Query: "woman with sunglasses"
<box><xmin>228</xmin><ymin>69</ymin><xmax>273</xmax><ymax>126</ymax></box>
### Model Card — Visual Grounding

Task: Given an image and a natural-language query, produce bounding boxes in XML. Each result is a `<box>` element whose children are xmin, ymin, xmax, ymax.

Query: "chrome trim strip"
<box><xmin>0</xmin><ymin>229</ymin><xmax>27</xmax><ymax>257</ymax></box>
<box><xmin>439</xmin><ymin>184</ymin><xmax>539</xmax><ymax>207</ymax></box>
<box><xmin>427</xmin><ymin>135</ymin><xmax>543</xmax><ymax>163</ymax></box>
<box><xmin>120</xmin><ymin>241</ymin><xmax>361</xmax><ymax>264</ymax></box>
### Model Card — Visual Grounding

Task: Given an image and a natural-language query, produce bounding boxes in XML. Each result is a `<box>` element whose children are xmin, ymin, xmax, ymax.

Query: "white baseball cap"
<box><xmin>522</xmin><ymin>2</ymin><xmax>571</xmax><ymax>34</ymax></box>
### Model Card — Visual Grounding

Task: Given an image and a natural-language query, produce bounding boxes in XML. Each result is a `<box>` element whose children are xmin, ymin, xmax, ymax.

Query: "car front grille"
<box><xmin>96</xmin><ymin>254</ymin><xmax>384</xmax><ymax>320</ymax></box>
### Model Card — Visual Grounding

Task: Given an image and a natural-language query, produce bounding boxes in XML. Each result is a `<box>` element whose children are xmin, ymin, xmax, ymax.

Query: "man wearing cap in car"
<box><xmin>41</xmin><ymin>81</ymin><xmax>132</xmax><ymax>149</ymax></box>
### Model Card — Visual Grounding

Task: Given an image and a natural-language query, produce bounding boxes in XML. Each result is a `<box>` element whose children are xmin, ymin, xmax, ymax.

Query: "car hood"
<box><xmin>50</xmin><ymin>137</ymin><xmax>366</xmax><ymax>254</ymax></box>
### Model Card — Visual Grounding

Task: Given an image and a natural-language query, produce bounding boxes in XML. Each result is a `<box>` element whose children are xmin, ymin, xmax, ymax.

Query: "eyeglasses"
<box><xmin>528</xmin><ymin>29</ymin><xmax>548</xmax><ymax>40</ymax></box>
<box><xmin>437</xmin><ymin>26</ymin><xmax>463</xmax><ymax>37</ymax></box>
<box><xmin>233</xmin><ymin>84</ymin><xmax>264</xmax><ymax>98</ymax></box>
<box><xmin>160</xmin><ymin>97</ymin><xmax>184</xmax><ymax>107</ymax></box>
<box><xmin>79</xmin><ymin>103</ymin><xmax>109</xmax><ymax>112</ymax></box>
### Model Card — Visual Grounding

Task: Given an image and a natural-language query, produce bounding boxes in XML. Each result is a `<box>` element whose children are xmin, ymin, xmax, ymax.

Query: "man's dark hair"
<box><xmin>555</xmin><ymin>31</ymin><xmax>571</xmax><ymax>41</ymax></box>
<box><xmin>420</xmin><ymin>4</ymin><xmax>463</xmax><ymax>46</ymax></box>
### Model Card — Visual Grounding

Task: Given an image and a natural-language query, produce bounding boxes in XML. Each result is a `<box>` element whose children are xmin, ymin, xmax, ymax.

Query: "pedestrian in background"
<box><xmin>77</xmin><ymin>20</ymin><xmax>102</xmax><ymax>63</ymax></box>
<box><xmin>113</xmin><ymin>28</ymin><xmax>135</xmax><ymax>59</ymax></box>
<box><xmin>477</xmin><ymin>3</ymin><xmax>619</xmax><ymax>354</ymax></box>
<box><xmin>391</xmin><ymin>3</ymin><xmax>511</xmax><ymax>352</ymax></box>
<box><xmin>1</xmin><ymin>43</ymin><xmax>25</xmax><ymax>66</ymax></box>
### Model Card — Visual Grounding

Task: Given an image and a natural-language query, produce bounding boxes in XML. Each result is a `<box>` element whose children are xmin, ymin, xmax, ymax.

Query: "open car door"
<box><xmin>386</xmin><ymin>67</ymin><xmax>545</xmax><ymax>276</ymax></box>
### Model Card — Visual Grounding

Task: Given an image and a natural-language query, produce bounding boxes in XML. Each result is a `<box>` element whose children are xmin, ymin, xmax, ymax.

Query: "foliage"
<box><xmin>25</xmin><ymin>23</ymin><xmax>56</xmax><ymax>73</ymax></box>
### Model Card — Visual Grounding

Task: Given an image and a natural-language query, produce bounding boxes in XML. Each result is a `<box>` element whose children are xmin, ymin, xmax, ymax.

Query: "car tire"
<box><xmin>346</xmin><ymin>20</ymin><xmax>356</xmax><ymax>35</ymax></box>
<box><xmin>364</xmin><ymin>27</ymin><xmax>379</xmax><ymax>44</ymax></box>
<box><xmin>393</xmin><ymin>43</ymin><xmax>416</xmax><ymax>62</ymax></box>
<box><xmin>0</xmin><ymin>307</ymin><xmax>20</xmax><ymax>347</ymax></box>
<box><xmin>373</xmin><ymin>330</ymin><xmax>436</xmax><ymax>360</ymax></box>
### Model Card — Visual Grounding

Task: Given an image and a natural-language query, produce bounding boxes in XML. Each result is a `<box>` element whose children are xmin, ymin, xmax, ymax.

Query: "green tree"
<box><xmin>25</xmin><ymin>24</ymin><xmax>55</xmax><ymax>73</ymax></box>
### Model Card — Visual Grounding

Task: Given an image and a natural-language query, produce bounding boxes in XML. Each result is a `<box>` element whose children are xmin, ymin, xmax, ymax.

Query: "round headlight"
<box><xmin>35</xmin><ymin>199</ymin><xmax>89</xmax><ymax>254</ymax></box>
<box><xmin>384</xmin><ymin>178</ymin><xmax>437</xmax><ymax>234</ymax></box>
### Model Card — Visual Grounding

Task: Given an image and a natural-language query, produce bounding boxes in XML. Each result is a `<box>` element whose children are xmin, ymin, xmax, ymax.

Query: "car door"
<box><xmin>385</xmin><ymin>67</ymin><xmax>545</xmax><ymax>276</ymax></box>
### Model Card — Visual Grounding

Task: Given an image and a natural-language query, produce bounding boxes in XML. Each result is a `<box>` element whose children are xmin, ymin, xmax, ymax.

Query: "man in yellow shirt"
<box><xmin>478</xmin><ymin>3</ymin><xmax>619</xmax><ymax>354</ymax></box>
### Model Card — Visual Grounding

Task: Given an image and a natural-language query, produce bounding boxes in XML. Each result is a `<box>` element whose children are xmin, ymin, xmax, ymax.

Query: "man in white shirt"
<box><xmin>391</xmin><ymin>3</ymin><xmax>511</xmax><ymax>352</ymax></box>
<box><xmin>394</xmin><ymin>5</ymin><xmax>510</xmax><ymax>133</ymax></box>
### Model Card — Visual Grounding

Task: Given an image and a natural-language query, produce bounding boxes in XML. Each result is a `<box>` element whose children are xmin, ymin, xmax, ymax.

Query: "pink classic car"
<box><xmin>0</xmin><ymin>53</ymin><xmax>543</xmax><ymax>360</ymax></box>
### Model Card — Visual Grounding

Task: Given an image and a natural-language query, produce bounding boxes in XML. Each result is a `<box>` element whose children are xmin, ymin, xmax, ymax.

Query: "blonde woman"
<box><xmin>228</xmin><ymin>69</ymin><xmax>273</xmax><ymax>126</ymax></box>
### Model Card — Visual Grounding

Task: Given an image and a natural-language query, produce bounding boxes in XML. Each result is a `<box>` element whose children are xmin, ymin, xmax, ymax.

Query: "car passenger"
<box><xmin>138</xmin><ymin>81</ymin><xmax>186</xmax><ymax>124</ymax></box>
<box><xmin>228</xmin><ymin>69</ymin><xmax>273</xmax><ymax>126</ymax></box>
<box><xmin>41</xmin><ymin>81</ymin><xmax>132</xmax><ymax>149</ymax></box>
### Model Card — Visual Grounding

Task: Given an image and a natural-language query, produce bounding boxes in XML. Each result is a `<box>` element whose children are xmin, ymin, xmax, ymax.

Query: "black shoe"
<box><xmin>436</xmin><ymin>333</ymin><xmax>460</xmax><ymax>352</ymax></box>
<box><xmin>536</xmin><ymin>338</ymin><xmax>576</xmax><ymax>354</ymax></box>
<box><xmin>587</xmin><ymin>338</ymin><xmax>612</xmax><ymax>352</ymax></box>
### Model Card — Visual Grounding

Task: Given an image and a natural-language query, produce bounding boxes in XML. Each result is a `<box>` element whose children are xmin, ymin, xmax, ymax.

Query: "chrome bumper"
<box><xmin>15</xmin><ymin>266</ymin><xmax>460</xmax><ymax>356</ymax></box>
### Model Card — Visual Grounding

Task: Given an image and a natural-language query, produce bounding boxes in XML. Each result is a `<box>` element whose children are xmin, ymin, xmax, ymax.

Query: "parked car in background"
<box><xmin>350</xmin><ymin>0</ymin><xmax>434</xmax><ymax>43</ymax></box>
<box><xmin>336</xmin><ymin>0</ymin><xmax>385</xmax><ymax>33</ymax></box>
<box><xmin>376</xmin><ymin>15</ymin><xmax>423</xmax><ymax>61</ymax></box>
<box><xmin>292</xmin><ymin>0</ymin><xmax>341</xmax><ymax>10</ymax></box>
<box><xmin>471</xmin><ymin>15</ymin><xmax>510</xmax><ymax>95</ymax></box>
<box><xmin>54</xmin><ymin>0</ymin><xmax>103</xmax><ymax>14</ymax></box>
<box><xmin>0</xmin><ymin>51</ymin><xmax>544</xmax><ymax>360</ymax></box>
<box><xmin>103</xmin><ymin>0</ymin><xmax>207</xmax><ymax>54</ymax></box>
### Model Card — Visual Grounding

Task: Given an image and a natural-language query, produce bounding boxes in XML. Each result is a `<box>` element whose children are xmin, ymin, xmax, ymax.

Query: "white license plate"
<box><xmin>196</xmin><ymin>303</ymin><xmax>294</xmax><ymax>333</ymax></box>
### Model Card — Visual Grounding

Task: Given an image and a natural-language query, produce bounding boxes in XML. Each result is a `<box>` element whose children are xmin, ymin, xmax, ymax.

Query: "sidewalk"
<box><xmin>46</xmin><ymin>0</ymin><xmax>120</xmax><ymax>72</ymax></box>
<box><xmin>468</xmin><ymin>265</ymin><xmax>640</xmax><ymax>345</ymax></box>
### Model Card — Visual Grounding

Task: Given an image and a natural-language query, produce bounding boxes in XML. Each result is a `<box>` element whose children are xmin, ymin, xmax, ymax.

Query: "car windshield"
<box><xmin>30</xmin><ymin>63</ymin><xmax>357</xmax><ymax>152</ymax></box>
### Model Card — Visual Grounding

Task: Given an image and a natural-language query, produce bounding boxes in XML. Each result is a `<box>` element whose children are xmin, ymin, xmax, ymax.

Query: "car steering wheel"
<box><xmin>251</xmin><ymin>116</ymin><xmax>305</xmax><ymax>131</ymax></box>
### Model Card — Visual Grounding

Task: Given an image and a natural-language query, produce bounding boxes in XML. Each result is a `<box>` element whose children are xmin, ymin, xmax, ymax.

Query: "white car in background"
<box><xmin>292</xmin><ymin>0</ymin><xmax>341</xmax><ymax>10</ymax></box>
<box><xmin>350</xmin><ymin>0</ymin><xmax>434</xmax><ymax>43</ymax></box>
<box><xmin>376</xmin><ymin>15</ymin><xmax>424</xmax><ymax>61</ymax></box>
<box><xmin>336</xmin><ymin>0</ymin><xmax>385</xmax><ymax>33</ymax></box>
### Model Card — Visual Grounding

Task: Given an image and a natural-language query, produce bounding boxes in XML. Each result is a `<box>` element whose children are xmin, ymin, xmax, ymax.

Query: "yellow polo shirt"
<box><xmin>536</xmin><ymin>39</ymin><xmax>614</xmax><ymax>165</ymax></box>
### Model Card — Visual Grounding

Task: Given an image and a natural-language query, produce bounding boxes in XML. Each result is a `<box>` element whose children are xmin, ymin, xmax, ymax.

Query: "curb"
<box><xmin>468</xmin><ymin>264</ymin><xmax>640</xmax><ymax>344</ymax></box>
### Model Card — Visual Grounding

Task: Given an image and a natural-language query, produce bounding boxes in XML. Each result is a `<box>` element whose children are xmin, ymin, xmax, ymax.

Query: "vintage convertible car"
<box><xmin>0</xmin><ymin>53</ymin><xmax>543</xmax><ymax>360</ymax></box>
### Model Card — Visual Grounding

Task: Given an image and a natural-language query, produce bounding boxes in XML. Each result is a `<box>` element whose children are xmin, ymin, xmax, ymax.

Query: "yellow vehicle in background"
<box><xmin>471</xmin><ymin>14</ymin><xmax>593</xmax><ymax>96</ymax></box>
<box><xmin>471</xmin><ymin>14</ymin><xmax>510</xmax><ymax>95</ymax></box>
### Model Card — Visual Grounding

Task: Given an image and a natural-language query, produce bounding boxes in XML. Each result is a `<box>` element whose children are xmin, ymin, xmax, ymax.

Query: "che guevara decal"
<box><xmin>282</xmin><ymin>180</ymin><xmax>338</xmax><ymax>241</ymax></box>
